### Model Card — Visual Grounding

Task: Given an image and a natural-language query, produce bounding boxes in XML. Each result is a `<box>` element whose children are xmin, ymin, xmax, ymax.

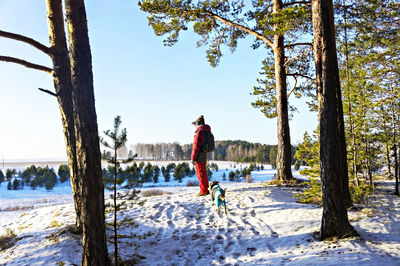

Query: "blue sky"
<box><xmin>0</xmin><ymin>0</ymin><xmax>318</xmax><ymax>160</ymax></box>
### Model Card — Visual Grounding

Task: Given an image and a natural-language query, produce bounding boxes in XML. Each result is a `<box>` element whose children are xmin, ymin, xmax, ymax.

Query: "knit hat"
<box><xmin>192</xmin><ymin>115</ymin><xmax>205</xmax><ymax>126</ymax></box>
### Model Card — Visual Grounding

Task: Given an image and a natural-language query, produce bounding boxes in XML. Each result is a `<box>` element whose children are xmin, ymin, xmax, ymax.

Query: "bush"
<box><xmin>143</xmin><ymin>163</ymin><xmax>154</xmax><ymax>183</ymax></box>
<box><xmin>141</xmin><ymin>189</ymin><xmax>172</xmax><ymax>197</ymax></box>
<box><xmin>235</xmin><ymin>170</ymin><xmax>241</xmax><ymax>182</ymax></box>
<box><xmin>12</xmin><ymin>179</ymin><xmax>20</xmax><ymax>190</ymax></box>
<box><xmin>350</xmin><ymin>182</ymin><xmax>374</xmax><ymax>204</ymax></box>
<box><xmin>228</xmin><ymin>171</ymin><xmax>235</xmax><ymax>181</ymax></box>
<box><xmin>294</xmin><ymin>160</ymin><xmax>300</xmax><ymax>171</ymax></box>
<box><xmin>153</xmin><ymin>166</ymin><xmax>160</xmax><ymax>183</ymax></box>
<box><xmin>0</xmin><ymin>229</ymin><xmax>17</xmax><ymax>251</ymax></box>
<box><xmin>58</xmin><ymin>164</ymin><xmax>70</xmax><ymax>183</ymax></box>
<box><xmin>186</xmin><ymin>179</ymin><xmax>199</xmax><ymax>187</ymax></box>
<box><xmin>241</xmin><ymin>167</ymin><xmax>251</xmax><ymax>178</ymax></box>
<box><xmin>124</xmin><ymin>163</ymin><xmax>142</xmax><ymax>185</ymax></box>
<box><xmin>5</xmin><ymin>169</ymin><xmax>13</xmax><ymax>180</ymax></box>
<box><xmin>173</xmin><ymin>163</ymin><xmax>186</xmax><ymax>183</ymax></box>
<box><xmin>162</xmin><ymin>170</ymin><xmax>170</xmax><ymax>182</ymax></box>
<box><xmin>32</xmin><ymin>166</ymin><xmax>57</xmax><ymax>190</ymax></box>
<box><xmin>294</xmin><ymin>178</ymin><xmax>322</xmax><ymax>204</ymax></box>
<box><xmin>30</xmin><ymin>179</ymin><xmax>37</xmax><ymax>190</ymax></box>
<box><xmin>249</xmin><ymin>163</ymin><xmax>255</xmax><ymax>171</ymax></box>
<box><xmin>209</xmin><ymin>163</ymin><xmax>218</xmax><ymax>171</ymax></box>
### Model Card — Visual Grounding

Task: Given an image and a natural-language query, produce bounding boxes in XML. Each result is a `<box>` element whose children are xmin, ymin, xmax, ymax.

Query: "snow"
<box><xmin>1</xmin><ymin>162</ymin><xmax>400</xmax><ymax>265</ymax></box>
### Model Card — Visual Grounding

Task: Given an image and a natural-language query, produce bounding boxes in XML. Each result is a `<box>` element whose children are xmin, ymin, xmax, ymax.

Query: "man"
<box><xmin>191</xmin><ymin>115</ymin><xmax>211</xmax><ymax>196</ymax></box>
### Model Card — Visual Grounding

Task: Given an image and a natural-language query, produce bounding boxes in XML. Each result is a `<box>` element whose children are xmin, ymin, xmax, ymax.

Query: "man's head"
<box><xmin>192</xmin><ymin>115</ymin><xmax>205</xmax><ymax>126</ymax></box>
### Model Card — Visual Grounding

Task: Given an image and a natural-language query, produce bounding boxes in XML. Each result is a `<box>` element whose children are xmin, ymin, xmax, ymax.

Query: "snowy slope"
<box><xmin>0</xmin><ymin>163</ymin><xmax>399</xmax><ymax>265</ymax></box>
<box><xmin>0</xmin><ymin>181</ymin><xmax>399</xmax><ymax>265</ymax></box>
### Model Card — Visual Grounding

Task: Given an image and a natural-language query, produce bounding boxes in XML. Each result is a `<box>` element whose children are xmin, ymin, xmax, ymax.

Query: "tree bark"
<box><xmin>273</xmin><ymin>0</ymin><xmax>294</xmax><ymax>181</ymax></box>
<box><xmin>45</xmin><ymin>0</ymin><xmax>82</xmax><ymax>232</ymax></box>
<box><xmin>311</xmin><ymin>0</ymin><xmax>357</xmax><ymax>239</ymax></box>
<box><xmin>391</xmin><ymin>88</ymin><xmax>399</xmax><ymax>195</ymax></box>
<box><xmin>64</xmin><ymin>0</ymin><xmax>109</xmax><ymax>264</ymax></box>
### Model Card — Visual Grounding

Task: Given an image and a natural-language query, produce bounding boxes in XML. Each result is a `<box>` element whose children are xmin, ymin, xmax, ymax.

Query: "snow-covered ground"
<box><xmin>0</xmin><ymin>162</ymin><xmax>399</xmax><ymax>265</ymax></box>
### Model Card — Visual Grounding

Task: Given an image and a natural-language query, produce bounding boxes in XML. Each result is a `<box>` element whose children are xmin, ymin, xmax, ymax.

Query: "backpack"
<box><xmin>202</xmin><ymin>130</ymin><xmax>215</xmax><ymax>152</ymax></box>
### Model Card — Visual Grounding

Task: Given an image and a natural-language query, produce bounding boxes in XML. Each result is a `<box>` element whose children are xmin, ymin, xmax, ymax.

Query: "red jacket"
<box><xmin>191</xmin><ymin>124</ymin><xmax>211</xmax><ymax>161</ymax></box>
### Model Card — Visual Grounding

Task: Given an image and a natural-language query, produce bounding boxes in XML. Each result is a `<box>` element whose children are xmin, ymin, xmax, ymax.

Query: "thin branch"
<box><xmin>207</xmin><ymin>11</ymin><xmax>274</xmax><ymax>48</ymax></box>
<box><xmin>282</xmin><ymin>1</ymin><xmax>311</xmax><ymax>8</ymax></box>
<box><xmin>0</xmin><ymin>55</ymin><xmax>53</xmax><ymax>73</ymax></box>
<box><xmin>285</xmin><ymin>42</ymin><xmax>312</xmax><ymax>48</ymax></box>
<box><xmin>0</xmin><ymin>30</ymin><xmax>51</xmax><ymax>56</ymax></box>
<box><xmin>287</xmin><ymin>75</ymin><xmax>298</xmax><ymax>98</ymax></box>
<box><xmin>38</xmin><ymin>88</ymin><xmax>58</xmax><ymax>97</ymax></box>
<box><xmin>287</xmin><ymin>72</ymin><xmax>314</xmax><ymax>80</ymax></box>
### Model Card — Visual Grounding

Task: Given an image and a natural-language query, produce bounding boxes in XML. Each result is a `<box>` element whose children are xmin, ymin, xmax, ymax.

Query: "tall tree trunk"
<box><xmin>311</xmin><ymin>0</ymin><xmax>357</xmax><ymax>239</ymax></box>
<box><xmin>336</xmin><ymin>76</ymin><xmax>352</xmax><ymax>207</ymax></box>
<box><xmin>391</xmin><ymin>89</ymin><xmax>399</xmax><ymax>195</ymax></box>
<box><xmin>273</xmin><ymin>0</ymin><xmax>293</xmax><ymax>181</ymax></box>
<box><xmin>385</xmin><ymin>143</ymin><xmax>392</xmax><ymax>179</ymax></box>
<box><xmin>396</xmin><ymin>144</ymin><xmax>399</xmax><ymax>195</ymax></box>
<box><xmin>64</xmin><ymin>0</ymin><xmax>109</xmax><ymax>264</ymax></box>
<box><xmin>113</xmin><ymin>148</ymin><xmax>118</xmax><ymax>265</ymax></box>
<box><xmin>45</xmin><ymin>0</ymin><xmax>82</xmax><ymax>232</ymax></box>
<box><xmin>394</xmin><ymin>140</ymin><xmax>399</xmax><ymax>195</ymax></box>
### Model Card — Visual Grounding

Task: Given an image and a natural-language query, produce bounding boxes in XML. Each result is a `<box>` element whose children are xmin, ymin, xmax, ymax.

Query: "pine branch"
<box><xmin>207</xmin><ymin>11</ymin><xmax>274</xmax><ymax>48</ymax></box>
<box><xmin>38</xmin><ymin>88</ymin><xmax>58</xmax><ymax>97</ymax></box>
<box><xmin>0</xmin><ymin>30</ymin><xmax>51</xmax><ymax>56</ymax></box>
<box><xmin>0</xmin><ymin>55</ymin><xmax>52</xmax><ymax>73</ymax></box>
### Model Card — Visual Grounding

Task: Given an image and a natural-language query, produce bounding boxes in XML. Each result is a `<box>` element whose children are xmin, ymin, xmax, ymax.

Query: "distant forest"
<box><xmin>130</xmin><ymin>140</ymin><xmax>296</xmax><ymax>164</ymax></box>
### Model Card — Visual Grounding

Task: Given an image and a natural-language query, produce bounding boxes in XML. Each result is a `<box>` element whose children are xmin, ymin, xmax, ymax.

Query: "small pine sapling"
<box><xmin>101</xmin><ymin>115</ymin><xmax>144</xmax><ymax>265</ymax></box>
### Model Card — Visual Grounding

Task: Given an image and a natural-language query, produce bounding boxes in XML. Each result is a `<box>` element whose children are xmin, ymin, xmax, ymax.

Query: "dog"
<box><xmin>209</xmin><ymin>180</ymin><xmax>227</xmax><ymax>215</ymax></box>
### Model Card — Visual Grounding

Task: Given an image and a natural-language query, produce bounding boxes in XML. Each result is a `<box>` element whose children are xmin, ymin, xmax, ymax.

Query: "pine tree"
<box><xmin>58</xmin><ymin>164</ymin><xmax>70</xmax><ymax>183</ymax></box>
<box><xmin>138</xmin><ymin>0</ymin><xmax>316</xmax><ymax>181</ymax></box>
<box><xmin>269</xmin><ymin>146</ymin><xmax>277</xmax><ymax>169</ymax></box>
<box><xmin>101</xmin><ymin>116</ymin><xmax>141</xmax><ymax>265</ymax></box>
<box><xmin>153</xmin><ymin>165</ymin><xmax>160</xmax><ymax>183</ymax></box>
<box><xmin>337</xmin><ymin>0</ymin><xmax>400</xmax><ymax>194</ymax></box>
<box><xmin>311</xmin><ymin>0</ymin><xmax>358</xmax><ymax>240</ymax></box>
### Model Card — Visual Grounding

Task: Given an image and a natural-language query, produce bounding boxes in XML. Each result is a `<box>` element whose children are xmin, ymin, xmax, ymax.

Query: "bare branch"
<box><xmin>287</xmin><ymin>76</ymin><xmax>298</xmax><ymax>98</ymax></box>
<box><xmin>38</xmin><ymin>88</ymin><xmax>58</xmax><ymax>97</ymax></box>
<box><xmin>0</xmin><ymin>30</ymin><xmax>51</xmax><ymax>56</ymax></box>
<box><xmin>287</xmin><ymin>72</ymin><xmax>314</xmax><ymax>80</ymax></box>
<box><xmin>282</xmin><ymin>1</ymin><xmax>311</xmax><ymax>8</ymax></box>
<box><xmin>285</xmin><ymin>42</ymin><xmax>313</xmax><ymax>48</ymax></box>
<box><xmin>0</xmin><ymin>55</ymin><xmax>52</xmax><ymax>73</ymax></box>
<box><xmin>207</xmin><ymin>11</ymin><xmax>274</xmax><ymax>48</ymax></box>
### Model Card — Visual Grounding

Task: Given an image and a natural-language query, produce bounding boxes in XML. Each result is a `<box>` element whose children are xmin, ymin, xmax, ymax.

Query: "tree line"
<box><xmin>0</xmin><ymin>164</ymin><xmax>70</xmax><ymax>191</ymax></box>
<box><xmin>132</xmin><ymin>140</ymin><xmax>296</xmax><ymax>166</ymax></box>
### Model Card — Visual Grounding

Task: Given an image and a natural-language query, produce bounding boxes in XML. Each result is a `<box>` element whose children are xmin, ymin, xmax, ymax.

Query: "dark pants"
<box><xmin>195</xmin><ymin>162</ymin><xmax>209</xmax><ymax>194</ymax></box>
